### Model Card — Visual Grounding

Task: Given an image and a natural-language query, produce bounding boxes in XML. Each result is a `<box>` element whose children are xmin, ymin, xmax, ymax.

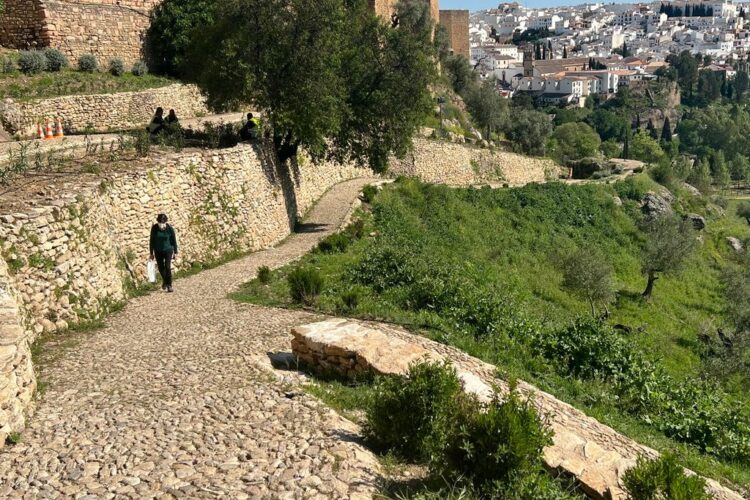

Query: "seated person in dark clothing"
<box><xmin>147</xmin><ymin>107</ymin><xmax>165</xmax><ymax>136</ymax></box>
<box><xmin>166</xmin><ymin>109</ymin><xmax>180</xmax><ymax>125</ymax></box>
<box><xmin>240</xmin><ymin>113</ymin><xmax>259</xmax><ymax>141</ymax></box>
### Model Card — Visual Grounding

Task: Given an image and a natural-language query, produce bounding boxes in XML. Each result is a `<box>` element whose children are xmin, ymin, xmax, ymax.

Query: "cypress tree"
<box><xmin>623</xmin><ymin>133</ymin><xmax>630</xmax><ymax>159</ymax></box>
<box><xmin>563</xmin><ymin>46</ymin><xmax>568</xmax><ymax>59</ymax></box>
<box><xmin>661</xmin><ymin>116</ymin><xmax>672</xmax><ymax>143</ymax></box>
<box><xmin>647</xmin><ymin>119</ymin><xmax>659</xmax><ymax>140</ymax></box>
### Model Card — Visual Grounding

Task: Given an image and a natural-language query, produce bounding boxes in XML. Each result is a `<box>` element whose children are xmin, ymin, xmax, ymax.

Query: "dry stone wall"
<box><xmin>390</xmin><ymin>138</ymin><xmax>563</xmax><ymax>186</ymax></box>
<box><xmin>0</xmin><ymin>258</ymin><xmax>35</xmax><ymax>448</ymax></box>
<box><xmin>1</xmin><ymin>83</ymin><xmax>208</xmax><ymax>137</ymax></box>
<box><xmin>0</xmin><ymin>144</ymin><xmax>367</xmax><ymax>444</ymax></box>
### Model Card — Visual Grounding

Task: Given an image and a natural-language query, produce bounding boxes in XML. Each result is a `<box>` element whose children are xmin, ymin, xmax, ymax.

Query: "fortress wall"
<box><xmin>0</xmin><ymin>0</ymin><xmax>46</xmax><ymax>49</ymax></box>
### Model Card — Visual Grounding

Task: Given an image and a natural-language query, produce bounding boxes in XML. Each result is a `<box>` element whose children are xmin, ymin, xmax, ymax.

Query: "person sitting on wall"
<box><xmin>149</xmin><ymin>213</ymin><xmax>178</xmax><ymax>293</ymax></box>
<box><xmin>240</xmin><ymin>113</ymin><xmax>260</xmax><ymax>141</ymax></box>
<box><xmin>147</xmin><ymin>107</ymin><xmax>166</xmax><ymax>136</ymax></box>
<box><xmin>166</xmin><ymin>109</ymin><xmax>180</xmax><ymax>126</ymax></box>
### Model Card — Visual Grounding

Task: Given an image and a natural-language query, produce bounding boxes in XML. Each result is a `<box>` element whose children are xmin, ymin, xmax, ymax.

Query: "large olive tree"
<box><xmin>640</xmin><ymin>214</ymin><xmax>697</xmax><ymax>300</ymax></box>
<box><xmin>185</xmin><ymin>0</ymin><xmax>436</xmax><ymax>171</ymax></box>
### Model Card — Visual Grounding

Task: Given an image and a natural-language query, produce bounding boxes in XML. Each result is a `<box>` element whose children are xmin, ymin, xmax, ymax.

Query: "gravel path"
<box><xmin>0</xmin><ymin>178</ymin><xmax>381</xmax><ymax>499</ymax></box>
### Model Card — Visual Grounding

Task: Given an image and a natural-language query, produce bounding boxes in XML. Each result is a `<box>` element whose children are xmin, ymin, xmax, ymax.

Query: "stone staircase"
<box><xmin>291</xmin><ymin>319</ymin><xmax>745</xmax><ymax>500</ymax></box>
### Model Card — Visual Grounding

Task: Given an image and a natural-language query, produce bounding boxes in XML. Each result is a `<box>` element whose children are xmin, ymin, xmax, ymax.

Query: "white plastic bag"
<box><xmin>147</xmin><ymin>260</ymin><xmax>157</xmax><ymax>284</ymax></box>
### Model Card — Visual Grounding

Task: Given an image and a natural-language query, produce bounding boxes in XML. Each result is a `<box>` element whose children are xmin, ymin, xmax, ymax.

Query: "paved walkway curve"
<box><xmin>0</xmin><ymin>178</ymin><xmax>382</xmax><ymax>499</ymax></box>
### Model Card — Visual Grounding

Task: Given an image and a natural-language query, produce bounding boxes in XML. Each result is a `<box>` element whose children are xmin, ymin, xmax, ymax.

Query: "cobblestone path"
<box><xmin>0</xmin><ymin>178</ymin><xmax>381</xmax><ymax>499</ymax></box>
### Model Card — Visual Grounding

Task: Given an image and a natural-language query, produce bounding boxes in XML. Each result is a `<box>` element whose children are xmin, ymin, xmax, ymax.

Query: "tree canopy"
<box><xmin>184</xmin><ymin>0</ymin><xmax>436</xmax><ymax>170</ymax></box>
<box><xmin>506</xmin><ymin>110</ymin><xmax>553</xmax><ymax>156</ymax></box>
<box><xmin>146</xmin><ymin>0</ymin><xmax>216</xmax><ymax>77</ymax></box>
<box><xmin>641</xmin><ymin>215</ymin><xmax>697</xmax><ymax>299</ymax></box>
<box><xmin>548</xmin><ymin>122</ymin><xmax>601</xmax><ymax>163</ymax></box>
<box><xmin>630</xmin><ymin>131</ymin><xmax>664</xmax><ymax>164</ymax></box>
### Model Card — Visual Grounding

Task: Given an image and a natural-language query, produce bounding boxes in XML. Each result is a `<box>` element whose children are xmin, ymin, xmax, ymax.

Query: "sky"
<box><xmin>440</xmin><ymin>0</ymin><xmax>638</xmax><ymax>9</ymax></box>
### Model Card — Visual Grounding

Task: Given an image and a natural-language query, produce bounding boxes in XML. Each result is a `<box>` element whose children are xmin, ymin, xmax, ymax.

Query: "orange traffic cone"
<box><xmin>54</xmin><ymin>118</ymin><xmax>64</xmax><ymax>138</ymax></box>
<box><xmin>44</xmin><ymin>120</ymin><xmax>54</xmax><ymax>140</ymax></box>
<box><xmin>36</xmin><ymin>123</ymin><xmax>45</xmax><ymax>140</ymax></box>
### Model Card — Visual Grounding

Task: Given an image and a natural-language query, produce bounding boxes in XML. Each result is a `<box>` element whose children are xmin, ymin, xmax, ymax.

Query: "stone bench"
<box><xmin>291</xmin><ymin>319</ymin><xmax>743</xmax><ymax>500</ymax></box>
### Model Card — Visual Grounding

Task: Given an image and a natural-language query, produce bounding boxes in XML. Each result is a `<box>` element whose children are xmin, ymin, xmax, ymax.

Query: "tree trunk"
<box><xmin>273</xmin><ymin>131</ymin><xmax>300</xmax><ymax>164</ymax></box>
<box><xmin>589</xmin><ymin>299</ymin><xmax>596</xmax><ymax>318</ymax></box>
<box><xmin>642</xmin><ymin>271</ymin><xmax>658</xmax><ymax>300</ymax></box>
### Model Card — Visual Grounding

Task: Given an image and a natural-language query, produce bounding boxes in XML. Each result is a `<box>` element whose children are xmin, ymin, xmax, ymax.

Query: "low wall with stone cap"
<box><xmin>291</xmin><ymin>319</ymin><xmax>744</xmax><ymax>500</ymax></box>
<box><xmin>388</xmin><ymin>138</ymin><xmax>564</xmax><ymax>187</ymax></box>
<box><xmin>0</xmin><ymin>84</ymin><xmax>209</xmax><ymax>137</ymax></box>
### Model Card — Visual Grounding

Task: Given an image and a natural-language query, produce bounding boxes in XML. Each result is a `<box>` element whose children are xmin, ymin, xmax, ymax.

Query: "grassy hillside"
<box><xmin>235</xmin><ymin>177</ymin><xmax>750</xmax><ymax>490</ymax></box>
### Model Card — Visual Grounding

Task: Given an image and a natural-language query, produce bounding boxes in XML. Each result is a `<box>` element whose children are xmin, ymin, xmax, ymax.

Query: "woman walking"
<box><xmin>149</xmin><ymin>214</ymin><xmax>178</xmax><ymax>292</ymax></box>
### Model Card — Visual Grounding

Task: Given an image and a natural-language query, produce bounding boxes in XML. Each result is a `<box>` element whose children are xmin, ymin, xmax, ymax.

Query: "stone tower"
<box><xmin>523</xmin><ymin>45</ymin><xmax>534</xmax><ymax>77</ymax></box>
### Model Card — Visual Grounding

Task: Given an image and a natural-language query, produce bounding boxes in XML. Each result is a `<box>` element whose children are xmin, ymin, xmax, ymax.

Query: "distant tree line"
<box><xmin>659</xmin><ymin>3</ymin><xmax>714</xmax><ymax>17</ymax></box>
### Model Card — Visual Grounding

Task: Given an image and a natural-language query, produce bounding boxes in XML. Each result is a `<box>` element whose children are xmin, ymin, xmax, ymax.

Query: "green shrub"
<box><xmin>77</xmin><ymin>54</ymin><xmax>98</xmax><ymax>72</ymax></box>
<box><xmin>0</xmin><ymin>57</ymin><xmax>17</xmax><ymax>74</ymax></box>
<box><xmin>108</xmin><ymin>58</ymin><xmax>125</xmax><ymax>76</ymax></box>
<box><xmin>257</xmin><ymin>265</ymin><xmax>271</xmax><ymax>284</ymax></box>
<box><xmin>538</xmin><ymin>319</ymin><xmax>631</xmax><ymax>380</ymax></box>
<box><xmin>317</xmin><ymin>232</ymin><xmax>351</xmax><ymax>253</ymax></box>
<box><xmin>622</xmin><ymin>454</ymin><xmax>710</xmax><ymax>500</ymax></box>
<box><xmin>131</xmin><ymin>60</ymin><xmax>149</xmax><ymax>76</ymax></box>
<box><xmin>287</xmin><ymin>267</ymin><xmax>324</xmax><ymax>305</ymax></box>
<box><xmin>345</xmin><ymin>219</ymin><xmax>365</xmax><ymax>239</ymax></box>
<box><xmin>738</xmin><ymin>202</ymin><xmax>750</xmax><ymax>222</ymax></box>
<box><xmin>17</xmin><ymin>50</ymin><xmax>47</xmax><ymax>75</ymax></box>
<box><xmin>133</xmin><ymin>130</ymin><xmax>150</xmax><ymax>157</ymax></box>
<box><xmin>364</xmin><ymin>362</ymin><xmax>463</xmax><ymax>461</ymax></box>
<box><xmin>362</xmin><ymin>184</ymin><xmax>379</xmax><ymax>203</ymax></box>
<box><xmin>338</xmin><ymin>287</ymin><xmax>361</xmax><ymax>312</ymax></box>
<box><xmin>43</xmin><ymin>48</ymin><xmax>68</xmax><ymax>71</ymax></box>
<box><xmin>429</xmin><ymin>386</ymin><xmax>553</xmax><ymax>492</ymax></box>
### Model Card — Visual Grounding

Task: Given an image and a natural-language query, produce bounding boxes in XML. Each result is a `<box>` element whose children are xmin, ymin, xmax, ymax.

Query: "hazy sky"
<box><xmin>440</xmin><ymin>0</ymin><xmax>637</xmax><ymax>9</ymax></box>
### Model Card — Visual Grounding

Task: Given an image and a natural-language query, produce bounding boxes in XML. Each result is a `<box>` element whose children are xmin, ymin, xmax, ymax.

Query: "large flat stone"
<box><xmin>291</xmin><ymin>319</ymin><xmax>744</xmax><ymax>500</ymax></box>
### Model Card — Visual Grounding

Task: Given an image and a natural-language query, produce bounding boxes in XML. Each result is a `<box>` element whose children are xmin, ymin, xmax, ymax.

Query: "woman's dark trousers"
<box><xmin>155</xmin><ymin>251</ymin><xmax>173</xmax><ymax>286</ymax></box>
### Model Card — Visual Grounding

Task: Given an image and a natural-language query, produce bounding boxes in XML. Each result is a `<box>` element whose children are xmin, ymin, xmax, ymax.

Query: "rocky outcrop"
<box><xmin>726</xmin><ymin>237</ymin><xmax>744</xmax><ymax>253</ymax></box>
<box><xmin>682</xmin><ymin>182</ymin><xmax>702</xmax><ymax>197</ymax></box>
<box><xmin>641</xmin><ymin>192</ymin><xmax>673</xmax><ymax>216</ymax></box>
<box><xmin>686</xmin><ymin>213</ymin><xmax>706</xmax><ymax>230</ymax></box>
<box><xmin>292</xmin><ymin>319</ymin><xmax>744</xmax><ymax>500</ymax></box>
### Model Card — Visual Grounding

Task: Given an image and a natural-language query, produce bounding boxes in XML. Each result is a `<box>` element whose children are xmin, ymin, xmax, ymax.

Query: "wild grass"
<box><xmin>0</xmin><ymin>69</ymin><xmax>174</xmax><ymax>101</ymax></box>
<box><xmin>234</xmin><ymin>176</ymin><xmax>750</xmax><ymax>491</ymax></box>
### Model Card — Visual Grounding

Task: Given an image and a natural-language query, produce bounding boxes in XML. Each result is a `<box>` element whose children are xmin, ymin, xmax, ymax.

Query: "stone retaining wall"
<box><xmin>1</xmin><ymin>84</ymin><xmax>208</xmax><ymax>137</ymax></box>
<box><xmin>0</xmin><ymin>143</ymin><xmax>367</xmax><ymax>445</ymax></box>
<box><xmin>389</xmin><ymin>138</ymin><xmax>564</xmax><ymax>186</ymax></box>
